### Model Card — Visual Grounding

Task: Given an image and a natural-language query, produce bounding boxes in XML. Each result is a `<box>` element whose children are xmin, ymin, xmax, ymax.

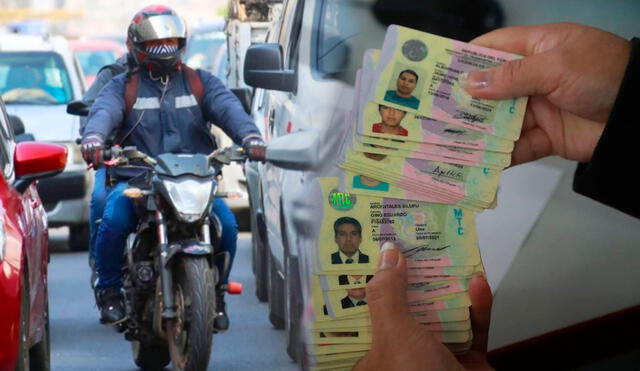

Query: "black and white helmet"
<box><xmin>126</xmin><ymin>5</ymin><xmax>187</xmax><ymax>74</ymax></box>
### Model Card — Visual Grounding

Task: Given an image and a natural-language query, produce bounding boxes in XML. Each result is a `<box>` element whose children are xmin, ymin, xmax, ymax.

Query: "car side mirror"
<box><xmin>244</xmin><ymin>43</ymin><xmax>296</xmax><ymax>92</ymax></box>
<box><xmin>230</xmin><ymin>87</ymin><xmax>252</xmax><ymax>114</ymax></box>
<box><xmin>265</xmin><ymin>129</ymin><xmax>320</xmax><ymax>170</ymax></box>
<box><xmin>14</xmin><ymin>141</ymin><xmax>68</xmax><ymax>193</ymax></box>
<box><xmin>66</xmin><ymin>100</ymin><xmax>90</xmax><ymax>116</ymax></box>
<box><xmin>7</xmin><ymin>114</ymin><xmax>25</xmax><ymax>136</ymax></box>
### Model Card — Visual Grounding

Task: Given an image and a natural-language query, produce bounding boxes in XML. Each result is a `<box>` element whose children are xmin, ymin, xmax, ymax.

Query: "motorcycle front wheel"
<box><xmin>166</xmin><ymin>256</ymin><xmax>216</xmax><ymax>371</ymax></box>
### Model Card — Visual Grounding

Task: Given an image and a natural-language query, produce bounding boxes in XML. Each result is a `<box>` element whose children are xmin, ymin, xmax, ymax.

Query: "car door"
<box><xmin>261</xmin><ymin>0</ymin><xmax>305</xmax><ymax>269</ymax></box>
<box><xmin>0</xmin><ymin>102</ymin><xmax>46</xmax><ymax>337</ymax></box>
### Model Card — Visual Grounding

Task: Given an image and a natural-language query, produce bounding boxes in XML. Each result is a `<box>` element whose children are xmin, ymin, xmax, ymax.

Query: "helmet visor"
<box><xmin>132</xmin><ymin>14</ymin><xmax>187</xmax><ymax>43</ymax></box>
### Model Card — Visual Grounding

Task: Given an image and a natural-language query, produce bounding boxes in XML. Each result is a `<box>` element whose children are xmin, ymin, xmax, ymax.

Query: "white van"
<box><xmin>0</xmin><ymin>33</ymin><xmax>91</xmax><ymax>250</ymax></box>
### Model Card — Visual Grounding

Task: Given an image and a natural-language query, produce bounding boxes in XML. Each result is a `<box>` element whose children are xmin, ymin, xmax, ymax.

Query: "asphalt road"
<box><xmin>48</xmin><ymin>230</ymin><xmax>299</xmax><ymax>371</ymax></box>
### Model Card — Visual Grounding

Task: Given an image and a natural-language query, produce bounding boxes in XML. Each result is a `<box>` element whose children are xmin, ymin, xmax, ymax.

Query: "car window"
<box><xmin>286</xmin><ymin>0</ymin><xmax>305</xmax><ymax>71</ymax></box>
<box><xmin>278</xmin><ymin>0</ymin><xmax>299</xmax><ymax>66</ymax></box>
<box><xmin>314</xmin><ymin>0</ymin><xmax>387</xmax><ymax>84</ymax></box>
<box><xmin>75</xmin><ymin>50</ymin><xmax>118</xmax><ymax>76</ymax></box>
<box><xmin>0</xmin><ymin>51</ymin><xmax>74</xmax><ymax>105</ymax></box>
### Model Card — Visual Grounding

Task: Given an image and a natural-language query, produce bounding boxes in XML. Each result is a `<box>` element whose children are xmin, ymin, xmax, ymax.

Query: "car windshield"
<box><xmin>185</xmin><ymin>31</ymin><xmax>227</xmax><ymax>80</ymax></box>
<box><xmin>316</xmin><ymin>0</ymin><xmax>386</xmax><ymax>85</ymax></box>
<box><xmin>0</xmin><ymin>52</ymin><xmax>73</xmax><ymax>105</ymax></box>
<box><xmin>75</xmin><ymin>50</ymin><xmax>118</xmax><ymax>76</ymax></box>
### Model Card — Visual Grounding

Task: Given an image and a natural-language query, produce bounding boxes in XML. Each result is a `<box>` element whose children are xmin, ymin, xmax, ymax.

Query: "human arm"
<box><xmin>460</xmin><ymin>23</ymin><xmax>631</xmax><ymax>166</ymax></box>
<box><xmin>460</xmin><ymin>23</ymin><xmax>639</xmax><ymax>218</ymax></box>
<box><xmin>81</xmin><ymin>76</ymin><xmax>126</xmax><ymax>166</ymax></box>
<box><xmin>353</xmin><ymin>246</ymin><xmax>494</xmax><ymax>371</ymax></box>
<box><xmin>199</xmin><ymin>71</ymin><xmax>265</xmax><ymax>160</ymax></box>
<box><xmin>199</xmin><ymin>70</ymin><xmax>261</xmax><ymax>145</ymax></box>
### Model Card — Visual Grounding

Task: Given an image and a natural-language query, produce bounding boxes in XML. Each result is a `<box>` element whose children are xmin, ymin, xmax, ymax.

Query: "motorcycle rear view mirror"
<box><xmin>66</xmin><ymin>100</ymin><xmax>90</xmax><ymax>116</ymax></box>
<box><xmin>265</xmin><ymin>129</ymin><xmax>320</xmax><ymax>171</ymax></box>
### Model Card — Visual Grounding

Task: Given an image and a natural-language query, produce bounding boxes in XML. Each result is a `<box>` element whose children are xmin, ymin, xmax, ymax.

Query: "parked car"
<box><xmin>69</xmin><ymin>38</ymin><xmax>125</xmax><ymax>86</ymax></box>
<box><xmin>0</xmin><ymin>33</ymin><xmax>92</xmax><ymax>251</ymax></box>
<box><xmin>243</xmin><ymin>0</ymin><xmax>384</xmax><ymax>361</ymax></box>
<box><xmin>0</xmin><ymin>97</ymin><xmax>68</xmax><ymax>370</ymax></box>
<box><xmin>244</xmin><ymin>0</ymin><xmax>640</xmax><ymax>368</ymax></box>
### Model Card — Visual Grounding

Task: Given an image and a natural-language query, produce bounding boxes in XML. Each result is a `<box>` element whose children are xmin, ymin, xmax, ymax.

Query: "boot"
<box><xmin>96</xmin><ymin>287</ymin><xmax>126</xmax><ymax>325</ymax></box>
<box><xmin>213</xmin><ymin>293</ymin><xmax>229</xmax><ymax>332</ymax></box>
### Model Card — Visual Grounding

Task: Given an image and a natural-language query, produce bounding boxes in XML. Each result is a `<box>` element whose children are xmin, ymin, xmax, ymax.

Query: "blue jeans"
<box><xmin>93</xmin><ymin>181</ymin><xmax>238</xmax><ymax>290</ymax></box>
<box><xmin>89</xmin><ymin>168</ymin><xmax>107</xmax><ymax>268</ymax></box>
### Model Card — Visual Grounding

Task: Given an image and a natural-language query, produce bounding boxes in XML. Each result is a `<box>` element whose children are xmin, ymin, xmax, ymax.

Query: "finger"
<box><xmin>468</xmin><ymin>273</ymin><xmax>493</xmax><ymax>353</ymax></box>
<box><xmin>460</xmin><ymin>52</ymin><xmax>560</xmax><ymax>100</ymax></box>
<box><xmin>510</xmin><ymin>126</ymin><xmax>553</xmax><ymax>166</ymax></box>
<box><xmin>366</xmin><ymin>245</ymin><xmax>413</xmax><ymax>343</ymax></box>
<box><xmin>469</xmin><ymin>25</ymin><xmax>554</xmax><ymax>55</ymax></box>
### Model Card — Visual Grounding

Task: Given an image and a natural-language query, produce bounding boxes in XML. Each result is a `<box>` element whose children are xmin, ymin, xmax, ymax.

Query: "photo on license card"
<box><xmin>382</xmin><ymin>62</ymin><xmax>427</xmax><ymax>111</ymax></box>
<box><xmin>373</xmin><ymin>25</ymin><xmax>527</xmax><ymax>140</ymax></box>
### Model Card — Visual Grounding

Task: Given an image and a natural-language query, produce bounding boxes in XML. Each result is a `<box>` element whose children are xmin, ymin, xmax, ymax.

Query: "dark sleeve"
<box><xmin>199</xmin><ymin>70</ymin><xmax>261</xmax><ymax>145</ymax></box>
<box><xmin>82</xmin><ymin>76</ymin><xmax>126</xmax><ymax>142</ymax></box>
<box><xmin>572</xmin><ymin>37</ymin><xmax>640</xmax><ymax>219</ymax></box>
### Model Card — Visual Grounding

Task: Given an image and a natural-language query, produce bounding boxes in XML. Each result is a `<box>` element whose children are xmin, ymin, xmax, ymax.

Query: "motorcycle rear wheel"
<box><xmin>166</xmin><ymin>256</ymin><xmax>216</xmax><ymax>371</ymax></box>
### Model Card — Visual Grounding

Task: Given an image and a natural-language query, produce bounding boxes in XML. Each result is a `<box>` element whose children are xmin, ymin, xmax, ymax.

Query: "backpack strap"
<box><xmin>124</xmin><ymin>73</ymin><xmax>139</xmax><ymax>119</ymax></box>
<box><xmin>183</xmin><ymin>65</ymin><xmax>204</xmax><ymax>106</ymax></box>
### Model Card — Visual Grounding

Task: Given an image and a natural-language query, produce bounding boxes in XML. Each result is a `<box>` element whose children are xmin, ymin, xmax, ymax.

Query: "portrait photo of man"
<box><xmin>341</xmin><ymin>287</ymin><xmax>367</xmax><ymax>309</ymax></box>
<box><xmin>384</xmin><ymin>69</ymin><xmax>421</xmax><ymax>110</ymax></box>
<box><xmin>338</xmin><ymin>274</ymin><xmax>374</xmax><ymax>286</ymax></box>
<box><xmin>331</xmin><ymin>217</ymin><xmax>370</xmax><ymax>264</ymax></box>
<box><xmin>372</xmin><ymin>104</ymin><xmax>409</xmax><ymax>137</ymax></box>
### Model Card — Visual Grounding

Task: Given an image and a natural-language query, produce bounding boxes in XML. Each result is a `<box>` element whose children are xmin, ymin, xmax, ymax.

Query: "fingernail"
<box><xmin>379</xmin><ymin>243</ymin><xmax>399</xmax><ymax>270</ymax></box>
<box><xmin>459</xmin><ymin>71</ymin><xmax>490</xmax><ymax>89</ymax></box>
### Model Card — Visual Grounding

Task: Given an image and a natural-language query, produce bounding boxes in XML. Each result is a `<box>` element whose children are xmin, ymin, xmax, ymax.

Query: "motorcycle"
<box><xmin>67</xmin><ymin>99</ymin><xmax>320</xmax><ymax>370</ymax></box>
<box><xmin>103</xmin><ymin>145</ymin><xmax>245</xmax><ymax>371</ymax></box>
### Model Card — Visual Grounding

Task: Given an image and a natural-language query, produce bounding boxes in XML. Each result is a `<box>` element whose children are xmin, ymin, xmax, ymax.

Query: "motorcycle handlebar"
<box><xmin>101</xmin><ymin>146</ymin><xmax>247</xmax><ymax>168</ymax></box>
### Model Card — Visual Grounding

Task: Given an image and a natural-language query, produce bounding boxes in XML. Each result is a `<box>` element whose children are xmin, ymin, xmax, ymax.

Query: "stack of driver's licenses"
<box><xmin>306</xmin><ymin>25</ymin><xmax>527</xmax><ymax>371</ymax></box>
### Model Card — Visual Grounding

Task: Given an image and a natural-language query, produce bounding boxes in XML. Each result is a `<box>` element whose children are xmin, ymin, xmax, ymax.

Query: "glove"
<box><xmin>80</xmin><ymin>136</ymin><xmax>104</xmax><ymax>168</ymax></box>
<box><xmin>242</xmin><ymin>136</ymin><xmax>266</xmax><ymax>162</ymax></box>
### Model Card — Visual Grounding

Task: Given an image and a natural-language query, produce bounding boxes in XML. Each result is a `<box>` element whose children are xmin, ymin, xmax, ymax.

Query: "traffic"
<box><xmin>1</xmin><ymin>1</ymin><xmax>639</xmax><ymax>371</ymax></box>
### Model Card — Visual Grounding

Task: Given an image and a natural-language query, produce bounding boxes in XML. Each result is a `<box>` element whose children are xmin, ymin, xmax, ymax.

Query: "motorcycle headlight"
<box><xmin>162</xmin><ymin>177</ymin><xmax>213</xmax><ymax>223</ymax></box>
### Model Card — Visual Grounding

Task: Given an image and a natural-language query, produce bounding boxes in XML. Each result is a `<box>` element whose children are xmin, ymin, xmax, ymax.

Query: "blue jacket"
<box><xmin>83</xmin><ymin>67</ymin><xmax>260</xmax><ymax>178</ymax></box>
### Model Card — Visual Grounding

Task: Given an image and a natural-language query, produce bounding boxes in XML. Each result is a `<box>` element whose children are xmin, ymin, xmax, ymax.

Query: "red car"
<box><xmin>0</xmin><ymin>98</ymin><xmax>67</xmax><ymax>371</ymax></box>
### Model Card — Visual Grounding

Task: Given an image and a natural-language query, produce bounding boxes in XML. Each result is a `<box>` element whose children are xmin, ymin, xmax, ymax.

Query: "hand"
<box><xmin>353</xmin><ymin>246</ymin><xmax>494</xmax><ymax>371</ymax></box>
<box><xmin>242</xmin><ymin>136</ymin><xmax>266</xmax><ymax>162</ymax></box>
<box><xmin>80</xmin><ymin>136</ymin><xmax>104</xmax><ymax>168</ymax></box>
<box><xmin>460</xmin><ymin>23</ymin><xmax>631</xmax><ymax>166</ymax></box>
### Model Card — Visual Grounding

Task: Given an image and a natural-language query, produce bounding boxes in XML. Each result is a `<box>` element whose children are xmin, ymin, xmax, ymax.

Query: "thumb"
<box><xmin>366</xmin><ymin>244</ymin><xmax>413</xmax><ymax>340</ymax></box>
<box><xmin>460</xmin><ymin>53</ymin><xmax>559</xmax><ymax>100</ymax></box>
<box><xmin>468</xmin><ymin>272</ymin><xmax>493</xmax><ymax>353</ymax></box>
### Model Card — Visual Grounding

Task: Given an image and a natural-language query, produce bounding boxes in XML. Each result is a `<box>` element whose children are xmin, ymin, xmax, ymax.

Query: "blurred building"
<box><xmin>1</xmin><ymin>0</ymin><xmax>229</xmax><ymax>38</ymax></box>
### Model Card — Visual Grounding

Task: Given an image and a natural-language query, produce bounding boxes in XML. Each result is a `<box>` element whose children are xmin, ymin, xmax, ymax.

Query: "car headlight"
<box><xmin>162</xmin><ymin>177</ymin><xmax>214</xmax><ymax>223</ymax></box>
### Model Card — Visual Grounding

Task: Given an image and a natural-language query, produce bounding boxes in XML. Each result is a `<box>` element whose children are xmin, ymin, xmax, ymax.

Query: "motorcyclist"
<box><xmin>79</xmin><ymin>53</ymin><xmax>129</xmax><ymax>289</ymax></box>
<box><xmin>80</xmin><ymin>5</ymin><xmax>266</xmax><ymax>330</ymax></box>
